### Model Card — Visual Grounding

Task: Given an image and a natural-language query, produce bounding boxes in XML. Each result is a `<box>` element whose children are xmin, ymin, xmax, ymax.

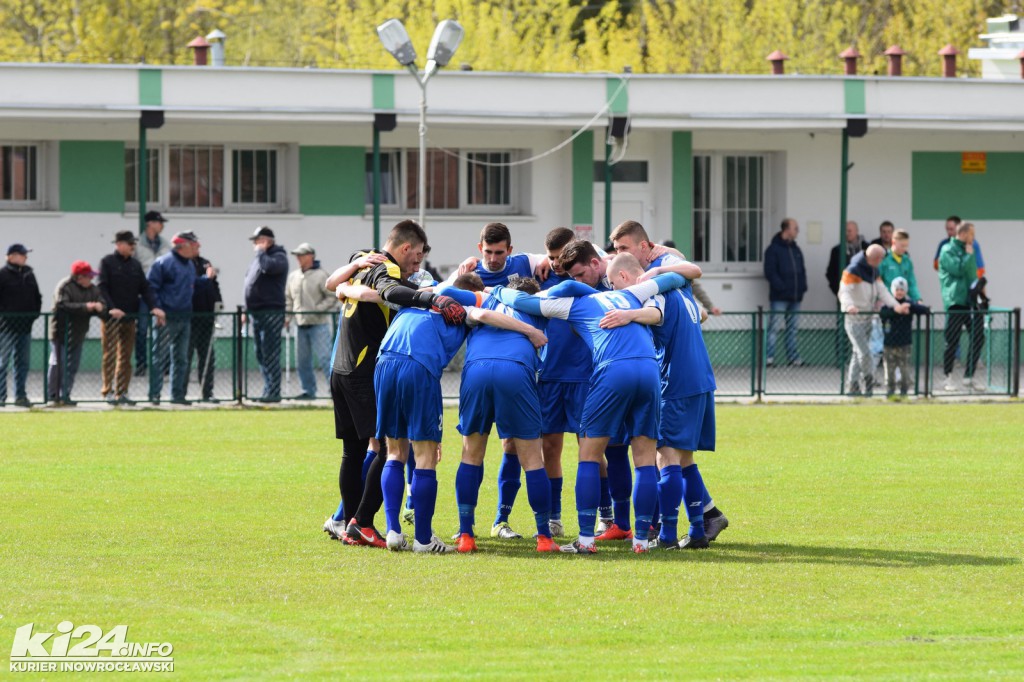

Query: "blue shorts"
<box><xmin>659</xmin><ymin>391</ymin><xmax>716</xmax><ymax>452</ymax></box>
<box><xmin>538</xmin><ymin>381</ymin><xmax>588</xmax><ymax>435</ymax></box>
<box><xmin>458</xmin><ymin>359</ymin><xmax>542</xmax><ymax>440</ymax></box>
<box><xmin>374</xmin><ymin>354</ymin><xmax>443</xmax><ymax>443</ymax></box>
<box><xmin>581</xmin><ymin>358</ymin><xmax>661</xmax><ymax>441</ymax></box>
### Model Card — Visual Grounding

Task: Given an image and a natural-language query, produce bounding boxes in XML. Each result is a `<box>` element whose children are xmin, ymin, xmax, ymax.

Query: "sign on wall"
<box><xmin>961</xmin><ymin>152</ymin><xmax>987</xmax><ymax>174</ymax></box>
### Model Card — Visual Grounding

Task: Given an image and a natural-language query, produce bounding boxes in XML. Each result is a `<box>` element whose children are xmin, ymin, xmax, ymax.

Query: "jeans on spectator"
<box><xmin>943</xmin><ymin>305</ymin><xmax>984</xmax><ymax>377</ymax></box>
<box><xmin>135</xmin><ymin>300</ymin><xmax>150</xmax><ymax>368</ymax></box>
<box><xmin>844</xmin><ymin>314</ymin><xmax>874</xmax><ymax>391</ymax></box>
<box><xmin>188</xmin><ymin>312</ymin><xmax>216</xmax><ymax>400</ymax></box>
<box><xmin>252</xmin><ymin>310</ymin><xmax>284</xmax><ymax>399</ymax></box>
<box><xmin>296</xmin><ymin>323</ymin><xmax>332</xmax><ymax>396</ymax></box>
<box><xmin>150</xmin><ymin>316</ymin><xmax>191</xmax><ymax>401</ymax></box>
<box><xmin>47</xmin><ymin>339</ymin><xmax>83</xmax><ymax>402</ymax></box>
<box><xmin>0</xmin><ymin>330</ymin><xmax>31</xmax><ymax>401</ymax></box>
<box><xmin>766</xmin><ymin>300</ymin><xmax>801</xmax><ymax>362</ymax></box>
<box><xmin>101</xmin><ymin>317</ymin><xmax>137</xmax><ymax>397</ymax></box>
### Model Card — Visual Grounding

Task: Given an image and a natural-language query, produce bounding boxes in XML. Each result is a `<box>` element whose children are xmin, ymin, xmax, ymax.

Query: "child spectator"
<box><xmin>879</xmin><ymin>277</ymin><xmax>929</xmax><ymax>398</ymax></box>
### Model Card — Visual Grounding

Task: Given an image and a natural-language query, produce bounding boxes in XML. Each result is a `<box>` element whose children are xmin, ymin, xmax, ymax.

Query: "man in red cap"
<box><xmin>48</xmin><ymin>260</ymin><xmax>106</xmax><ymax>406</ymax></box>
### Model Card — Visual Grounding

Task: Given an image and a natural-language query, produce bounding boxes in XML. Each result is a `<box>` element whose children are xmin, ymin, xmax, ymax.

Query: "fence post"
<box><xmin>912</xmin><ymin>312</ymin><xmax>921</xmax><ymax>396</ymax></box>
<box><xmin>1013</xmin><ymin>307</ymin><xmax>1021</xmax><ymax>398</ymax></box>
<box><xmin>755</xmin><ymin>306</ymin><xmax>764</xmax><ymax>402</ymax></box>
<box><xmin>838</xmin><ymin>310</ymin><xmax>846</xmax><ymax>397</ymax></box>
<box><xmin>234</xmin><ymin>306</ymin><xmax>244</xmax><ymax>404</ymax></box>
<box><xmin>41</xmin><ymin>313</ymin><xmax>49</xmax><ymax>403</ymax></box>
<box><xmin>923</xmin><ymin>311</ymin><xmax>932</xmax><ymax>397</ymax></box>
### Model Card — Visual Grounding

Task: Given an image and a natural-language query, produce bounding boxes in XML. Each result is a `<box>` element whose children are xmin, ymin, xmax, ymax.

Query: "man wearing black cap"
<box><xmin>148</xmin><ymin>231</ymin><xmax>202</xmax><ymax>405</ymax></box>
<box><xmin>98</xmin><ymin>231</ymin><xmax>167</xmax><ymax>405</ymax></box>
<box><xmin>0</xmin><ymin>243</ymin><xmax>42</xmax><ymax>407</ymax></box>
<box><xmin>244</xmin><ymin>226</ymin><xmax>289</xmax><ymax>402</ymax></box>
<box><xmin>134</xmin><ymin>211</ymin><xmax>170</xmax><ymax>376</ymax></box>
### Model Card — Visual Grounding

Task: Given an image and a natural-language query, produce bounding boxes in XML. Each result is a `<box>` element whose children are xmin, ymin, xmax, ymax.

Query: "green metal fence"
<box><xmin>0</xmin><ymin>308</ymin><xmax>1018</xmax><ymax>406</ymax></box>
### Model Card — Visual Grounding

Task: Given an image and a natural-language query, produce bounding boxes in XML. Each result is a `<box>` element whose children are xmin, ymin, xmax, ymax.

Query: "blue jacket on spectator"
<box><xmin>763</xmin><ymin>232</ymin><xmax>807</xmax><ymax>302</ymax></box>
<box><xmin>244</xmin><ymin>244</ymin><xmax>288</xmax><ymax>310</ymax></box>
<box><xmin>148</xmin><ymin>250</ymin><xmax>196</xmax><ymax>313</ymax></box>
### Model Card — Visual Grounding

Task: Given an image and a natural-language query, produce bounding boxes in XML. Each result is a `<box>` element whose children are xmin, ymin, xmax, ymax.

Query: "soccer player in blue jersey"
<box><xmin>446</xmin><ymin>222</ymin><xmax>552</xmax><ymax>540</ymax></box>
<box><xmin>491</xmin><ymin>248</ymin><xmax>688</xmax><ymax>554</ymax></box>
<box><xmin>337</xmin><ymin>275</ymin><xmax>547</xmax><ymax>553</ymax></box>
<box><xmin>446</xmin><ymin>274</ymin><xmax>561</xmax><ymax>553</ymax></box>
<box><xmin>610</xmin><ymin>220</ymin><xmax>729</xmax><ymax>546</ymax></box>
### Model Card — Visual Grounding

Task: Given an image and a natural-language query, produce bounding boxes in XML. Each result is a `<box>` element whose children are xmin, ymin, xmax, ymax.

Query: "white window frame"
<box><xmin>693</xmin><ymin>151</ymin><xmax>772</xmax><ymax>273</ymax></box>
<box><xmin>126</xmin><ymin>143</ymin><xmax>286</xmax><ymax>213</ymax></box>
<box><xmin>0</xmin><ymin>142</ymin><xmax>43</xmax><ymax>210</ymax></box>
<box><xmin>364</xmin><ymin>147</ymin><xmax>521</xmax><ymax>215</ymax></box>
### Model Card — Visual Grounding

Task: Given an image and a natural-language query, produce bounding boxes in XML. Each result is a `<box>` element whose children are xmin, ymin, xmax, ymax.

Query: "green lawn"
<box><xmin>1</xmin><ymin>404</ymin><xmax>1022</xmax><ymax>680</ymax></box>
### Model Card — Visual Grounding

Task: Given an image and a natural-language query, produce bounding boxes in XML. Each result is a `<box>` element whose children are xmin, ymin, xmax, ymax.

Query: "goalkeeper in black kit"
<box><xmin>321</xmin><ymin>220</ymin><xmax>466</xmax><ymax>548</ymax></box>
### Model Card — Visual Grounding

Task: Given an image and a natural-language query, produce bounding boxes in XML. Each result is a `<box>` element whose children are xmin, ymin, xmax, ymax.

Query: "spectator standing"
<box><xmin>870</xmin><ymin>220</ymin><xmax>895</xmax><ymax>252</ymax></box>
<box><xmin>98</xmin><ymin>231</ymin><xmax>166</xmax><ymax>405</ymax></box>
<box><xmin>934</xmin><ymin>215</ymin><xmax>985</xmax><ymax>278</ymax></box>
<box><xmin>0</xmin><ymin>243</ymin><xmax>42</xmax><ymax>407</ymax></box>
<box><xmin>48</xmin><ymin>261</ymin><xmax>106</xmax><ymax>406</ymax></box>
<box><xmin>879</xmin><ymin>229</ymin><xmax>923</xmax><ymax>303</ymax></box>
<box><xmin>285</xmin><ymin>242</ymin><xmax>337</xmax><ymax>399</ymax></box>
<box><xmin>938</xmin><ymin>221</ymin><xmax>985</xmax><ymax>392</ymax></box>
<box><xmin>188</xmin><ymin>244</ymin><xmax>222</xmax><ymax>402</ymax></box>
<box><xmin>148</xmin><ymin>232</ymin><xmax>202</xmax><ymax>405</ymax></box>
<box><xmin>826</xmin><ymin>221</ymin><xmax>868</xmax><ymax>296</ymax></box>
<box><xmin>763</xmin><ymin>218</ymin><xmax>807</xmax><ymax>366</ymax></box>
<box><xmin>244</xmin><ymin>226</ymin><xmax>288</xmax><ymax>402</ymax></box>
<box><xmin>838</xmin><ymin>245</ymin><xmax>908</xmax><ymax>397</ymax></box>
<box><xmin>133</xmin><ymin>211</ymin><xmax>171</xmax><ymax>375</ymax></box>
<box><xmin>879</xmin><ymin>277</ymin><xmax>929</xmax><ymax>398</ymax></box>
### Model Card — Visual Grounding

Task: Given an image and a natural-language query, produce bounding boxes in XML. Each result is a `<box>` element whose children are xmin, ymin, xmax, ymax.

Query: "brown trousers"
<box><xmin>101</xmin><ymin>318</ymin><xmax>137</xmax><ymax>397</ymax></box>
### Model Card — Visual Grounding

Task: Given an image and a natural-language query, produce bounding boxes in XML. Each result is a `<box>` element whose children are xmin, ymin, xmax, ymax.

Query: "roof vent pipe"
<box><xmin>884</xmin><ymin>45</ymin><xmax>905</xmax><ymax>76</ymax></box>
<box><xmin>839</xmin><ymin>47</ymin><xmax>861</xmax><ymax>75</ymax></box>
<box><xmin>206</xmin><ymin>29</ymin><xmax>226</xmax><ymax>67</ymax></box>
<box><xmin>938</xmin><ymin>44</ymin><xmax>959</xmax><ymax>78</ymax></box>
<box><xmin>766</xmin><ymin>50</ymin><xmax>789</xmax><ymax>75</ymax></box>
<box><xmin>187</xmin><ymin>36</ymin><xmax>210</xmax><ymax>66</ymax></box>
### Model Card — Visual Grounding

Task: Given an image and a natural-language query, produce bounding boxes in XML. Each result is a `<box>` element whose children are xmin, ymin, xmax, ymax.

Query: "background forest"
<box><xmin>0</xmin><ymin>0</ymin><xmax>1020</xmax><ymax>76</ymax></box>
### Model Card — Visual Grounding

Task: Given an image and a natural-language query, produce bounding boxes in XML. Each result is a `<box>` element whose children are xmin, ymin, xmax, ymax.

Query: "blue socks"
<box><xmin>524</xmin><ymin>468</ymin><xmax>552</xmax><ymax>538</ymax></box>
<box><xmin>606</xmin><ymin>446</ymin><xmax>632</xmax><ymax>530</ymax></box>
<box><xmin>575</xmin><ymin>461</ymin><xmax>600</xmax><ymax>539</ymax></box>
<box><xmin>411</xmin><ymin>469</ymin><xmax>438</xmax><ymax>545</ymax></box>
<box><xmin>549</xmin><ymin>476</ymin><xmax>563</xmax><ymax>521</ymax></box>
<box><xmin>632</xmin><ymin>465</ymin><xmax>658</xmax><ymax>542</ymax></box>
<box><xmin>681</xmin><ymin>463</ymin><xmax>707</xmax><ymax>539</ymax></box>
<box><xmin>404</xmin><ymin>447</ymin><xmax>415</xmax><ymax>510</ymax></box>
<box><xmin>362</xmin><ymin>449</ymin><xmax>377</xmax><ymax>483</ymax></box>
<box><xmin>381</xmin><ymin>460</ymin><xmax>405</xmax><ymax>534</ymax></box>
<box><xmin>332</xmin><ymin>500</ymin><xmax>345</xmax><ymax>522</ymax></box>
<box><xmin>657</xmin><ymin>465</ymin><xmax>683</xmax><ymax>542</ymax></box>
<box><xmin>455</xmin><ymin>463</ymin><xmax>483</xmax><ymax>536</ymax></box>
<box><xmin>494</xmin><ymin>453</ymin><xmax>522</xmax><ymax>525</ymax></box>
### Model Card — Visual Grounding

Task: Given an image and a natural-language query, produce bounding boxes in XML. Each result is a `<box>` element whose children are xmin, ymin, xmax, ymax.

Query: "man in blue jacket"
<box><xmin>763</xmin><ymin>218</ymin><xmax>808</xmax><ymax>367</ymax></box>
<box><xmin>244</xmin><ymin>226</ymin><xmax>289</xmax><ymax>402</ymax></box>
<box><xmin>148</xmin><ymin>232</ymin><xmax>201</xmax><ymax>404</ymax></box>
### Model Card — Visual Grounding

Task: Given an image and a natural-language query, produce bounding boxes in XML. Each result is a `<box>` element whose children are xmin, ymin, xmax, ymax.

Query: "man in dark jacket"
<box><xmin>763</xmin><ymin>218</ymin><xmax>807</xmax><ymax>366</ymax></box>
<box><xmin>98</xmin><ymin>231</ymin><xmax>166</xmax><ymax>405</ymax></box>
<box><xmin>49</xmin><ymin>260</ymin><xmax>106</xmax><ymax>405</ymax></box>
<box><xmin>148</xmin><ymin>232</ymin><xmax>202</xmax><ymax>404</ymax></box>
<box><xmin>188</xmin><ymin>245</ymin><xmax>222</xmax><ymax>402</ymax></box>
<box><xmin>244</xmin><ymin>225</ymin><xmax>288</xmax><ymax>402</ymax></box>
<box><xmin>0</xmin><ymin>243</ymin><xmax>42</xmax><ymax>407</ymax></box>
<box><xmin>826</xmin><ymin>220</ymin><xmax>868</xmax><ymax>296</ymax></box>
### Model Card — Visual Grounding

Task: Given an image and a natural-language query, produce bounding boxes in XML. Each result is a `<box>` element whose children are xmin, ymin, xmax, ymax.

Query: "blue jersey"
<box><xmin>470</xmin><ymin>252</ymin><xmax>537</xmax><ymax>287</ymax></box>
<box><xmin>464</xmin><ymin>295</ymin><xmax>545</xmax><ymax>373</ymax></box>
<box><xmin>378</xmin><ymin>307</ymin><xmax>470</xmax><ymax>379</ymax></box>
<box><xmin>539</xmin><ymin>272</ymin><xmax>592</xmax><ymax>383</ymax></box>
<box><xmin>647</xmin><ymin>253</ymin><xmax>716</xmax><ymax>398</ymax></box>
<box><xmin>493</xmin><ymin>276</ymin><xmax>685</xmax><ymax>371</ymax></box>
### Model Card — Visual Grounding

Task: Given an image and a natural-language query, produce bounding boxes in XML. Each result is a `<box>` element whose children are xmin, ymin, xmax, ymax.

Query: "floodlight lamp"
<box><xmin>426</xmin><ymin>19</ymin><xmax>464</xmax><ymax>67</ymax></box>
<box><xmin>377</xmin><ymin>19</ymin><xmax>417</xmax><ymax>67</ymax></box>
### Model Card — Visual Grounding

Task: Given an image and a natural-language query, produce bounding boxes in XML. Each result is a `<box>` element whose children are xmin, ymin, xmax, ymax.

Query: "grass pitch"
<box><xmin>1</xmin><ymin>404</ymin><xmax>1022</xmax><ymax>680</ymax></box>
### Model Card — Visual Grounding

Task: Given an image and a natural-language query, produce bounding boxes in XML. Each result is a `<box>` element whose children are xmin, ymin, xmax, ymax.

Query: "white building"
<box><xmin>1</xmin><ymin>57</ymin><xmax>1022</xmax><ymax>312</ymax></box>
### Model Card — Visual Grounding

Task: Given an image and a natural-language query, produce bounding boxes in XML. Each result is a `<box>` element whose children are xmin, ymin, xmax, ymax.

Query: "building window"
<box><xmin>364</xmin><ymin>148</ymin><xmax>519</xmax><ymax>214</ymax></box>
<box><xmin>125</xmin><ymin>147</ymin><xmax>160</xmax><ymax>205</ymax></box>
<box><xmin>168</xmin><ymin>145</ymin><xmax>224</xmax><ymax>209</ymax></box>
<box><xmin>0</xmin><ymin>144</ymin><xmax>39</xmax><ymax>207</ymax></box>
<box><xmin>592</xmin><ymin>160</ymin><xmax>649</xmax><ymax>183</ymax></box>
<box><xmin>693</xmin><ymin>153</ymin><xmax>769</xmax><ymax>266</ymax></box>
<box><xmin>232</xmin><ymin>149</ymin><xmax>277</xmax><ymax>206</ymax></box>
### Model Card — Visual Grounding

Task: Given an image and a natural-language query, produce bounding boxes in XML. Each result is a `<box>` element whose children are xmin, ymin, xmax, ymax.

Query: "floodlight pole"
<box><xmin>407</xmin><ymin>63</ymin><xmax>433</xmax><ymax>230</ymax></box>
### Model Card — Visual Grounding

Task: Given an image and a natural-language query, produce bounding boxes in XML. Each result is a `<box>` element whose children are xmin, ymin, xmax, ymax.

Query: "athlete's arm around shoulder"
<box><xmin>626</xmin><ymin>272</ymin><xmax>686</xmax><ymax>303</ymax></box>
<box><xmin>490</xmin><ymin>285</ymin><xmax>574</xmax><ymax>320</ymax></box>
<box><xmin>468</xmin><ymin>307</ymin><xmax>548</xmax><ymax>349</ymax></box>
<box><xmin>325</xmin><ymin>251</ymin><xmax>386</xmax><ymax>291</ymax></box>
<box><xmin>335</xmin><ymin>282</ymin><xmax>382</xmax><ymax>303</ymax></box>
<box><xmin>640</xmin><ymin>255</ymin><xmax>702</xmax><ymax>282</ymax></box>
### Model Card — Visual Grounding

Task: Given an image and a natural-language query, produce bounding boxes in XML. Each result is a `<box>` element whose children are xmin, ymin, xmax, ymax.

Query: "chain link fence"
<box><xmin>0</xmin><ymin>308</ymin><xmax>1018</xmax><ymax>406</ymax></box>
